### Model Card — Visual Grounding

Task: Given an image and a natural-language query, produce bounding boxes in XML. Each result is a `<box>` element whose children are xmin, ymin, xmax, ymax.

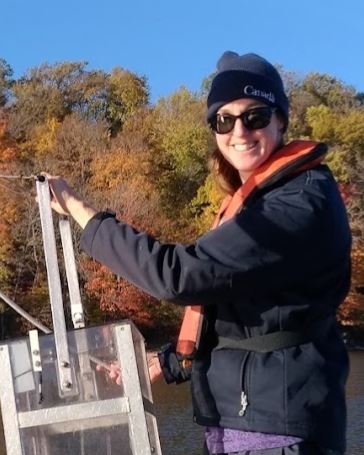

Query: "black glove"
<box><xmin>157</xmin><ymin>343</ymin><xmax>194</xmax><ymax>384</ymax></box>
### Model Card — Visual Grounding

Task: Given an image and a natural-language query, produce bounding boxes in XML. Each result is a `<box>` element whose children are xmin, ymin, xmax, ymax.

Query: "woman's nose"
<box><xmin>232</xmin><ymin>117</ymin><xmax>250</xmax><ymax>137</ymax></box>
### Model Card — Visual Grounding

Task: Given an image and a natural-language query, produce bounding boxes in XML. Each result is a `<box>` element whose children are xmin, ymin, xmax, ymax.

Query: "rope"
<box><xmin>0</xmin><ymin>174</ymin><xmax>44</xmax><ymax>181</ymax></box>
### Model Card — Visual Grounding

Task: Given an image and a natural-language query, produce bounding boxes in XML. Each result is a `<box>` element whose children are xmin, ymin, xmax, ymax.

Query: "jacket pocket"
<box><xmin>249</xmin><ymin>350</ymin><xmax>285</xmax><ymax>425</ymax></box>
<box><xmin>206</xmin><ymin>348</ymin><xmax>250</xmax><ymax>419</ymax></box>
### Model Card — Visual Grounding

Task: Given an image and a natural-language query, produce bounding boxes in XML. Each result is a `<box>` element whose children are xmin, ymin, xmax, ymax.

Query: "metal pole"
<box><xmin>36</xmin><ymin>177</ymin><xmax>75</xmax><ymax>397</ymax></box>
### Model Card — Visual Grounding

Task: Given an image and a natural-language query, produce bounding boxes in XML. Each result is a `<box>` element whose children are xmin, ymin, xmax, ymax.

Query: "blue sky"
<box><xmin>2</xmin><ymin>0</ymin><xmax>363</xmax><ymax>102</ymax></box>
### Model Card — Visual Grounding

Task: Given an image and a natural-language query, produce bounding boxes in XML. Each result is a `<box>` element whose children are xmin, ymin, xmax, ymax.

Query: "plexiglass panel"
<box><xmin>0</xmin><ymin>321</ymin><xmax>161</xmax><ymax>455</ymax></box>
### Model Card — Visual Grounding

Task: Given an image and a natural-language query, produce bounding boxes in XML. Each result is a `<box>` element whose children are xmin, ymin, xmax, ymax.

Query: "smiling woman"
<box><xmin>212</xmin><ymin>99</ymin><xmax>284</xmax><ymax>182</ymax></box>
<box><xmin>45</xmin><ymin>51</ymin><xmax>351</xmax><ymax>455</ymax></box>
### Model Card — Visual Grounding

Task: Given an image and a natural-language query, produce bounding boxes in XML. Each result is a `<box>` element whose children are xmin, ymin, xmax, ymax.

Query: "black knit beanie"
<box><xmin>207</xmin><ymin>51</ymin><xmax>289</xmax><ymax>130</ymax></box>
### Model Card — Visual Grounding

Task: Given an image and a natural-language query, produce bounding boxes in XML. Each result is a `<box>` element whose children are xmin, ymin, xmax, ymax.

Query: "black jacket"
<box><xmin>80</xmin><ymin>163</ymin><xmax>351</xmax><ymax>451</ymax></box>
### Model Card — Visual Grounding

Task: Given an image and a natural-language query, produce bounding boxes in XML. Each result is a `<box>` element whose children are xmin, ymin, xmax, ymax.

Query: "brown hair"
<box><xmin>209</xmin><ymin>148</ymin><xmax>242</xmax><ymax>196</ymax></box>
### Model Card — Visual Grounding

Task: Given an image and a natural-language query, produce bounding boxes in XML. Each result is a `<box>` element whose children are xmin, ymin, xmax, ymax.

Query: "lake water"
<box><xmin>153</xmin><ymin>350</ymin><xmax>364</xmax><ymax>455</ymax></box>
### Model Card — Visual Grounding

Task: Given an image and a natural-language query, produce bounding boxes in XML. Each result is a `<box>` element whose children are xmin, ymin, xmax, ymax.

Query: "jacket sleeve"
<box><xmin>79</xmin><ymin>177</ymin><xmax>350</xmax><ymax>306</ymax></box>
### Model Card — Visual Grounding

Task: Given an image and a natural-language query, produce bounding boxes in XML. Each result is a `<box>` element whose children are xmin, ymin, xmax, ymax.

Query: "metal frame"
<box><xmin>59</xmin><ymin>218</ymin><xmax>85</xmax><ymax>329</ymax></box>
<box><xmin>17</xmin><ymin>397</ymin><xmax>130</xmax><ymax>431</ymax></box>
<box><xmin>36</xmin><ymin>179</ymin><xmax>74</xmax><ymax>396</ymax></box>
<box><xmin>114</xmin><ymin>323</ymin><xmax>161</xmax><ymax>455</ymax></box>
<box><xmin>0</xmin><ymin>345</ymin><xmax>23</xmax><ymax>455</ymax></box>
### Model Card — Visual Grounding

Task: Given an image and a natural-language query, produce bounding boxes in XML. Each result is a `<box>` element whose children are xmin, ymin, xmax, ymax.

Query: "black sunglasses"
<box><xmin>210</xmin><ymin>106</ymin><xmax>276</xmax><ymax>134</ymax></box>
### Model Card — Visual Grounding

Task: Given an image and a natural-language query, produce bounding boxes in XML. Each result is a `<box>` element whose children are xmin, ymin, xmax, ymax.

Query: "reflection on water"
<box><xmin>153</xmin><ymin>351</ymin><xmax>364</xmax><ymax>455</ymax></box>
<box><xmin>153</xmin><ymin>381</ymin><xmax>203</xmax><ymax>455</ymax></box>
<box><xmin>346</xmin><ymin>351</ymin><xmax>364</xmax><ymax>454</ymax></box>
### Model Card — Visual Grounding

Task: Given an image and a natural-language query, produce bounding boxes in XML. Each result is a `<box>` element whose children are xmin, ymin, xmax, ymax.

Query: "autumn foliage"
<box><xmin>338</xmin><ymin>248</ymin><xmax>364</xmax><ymax>327</ymax></box>
<box><xmin>0</xmin><ymin>58</ymin><xmax>363</xmax><ymax>340</ymax></box>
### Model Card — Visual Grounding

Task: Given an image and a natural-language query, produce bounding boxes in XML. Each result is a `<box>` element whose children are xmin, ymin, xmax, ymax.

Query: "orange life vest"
<box><xmin>176</xmin><ymin>140</ymin><xmax>327</xmax><ymax>358</ymax></box>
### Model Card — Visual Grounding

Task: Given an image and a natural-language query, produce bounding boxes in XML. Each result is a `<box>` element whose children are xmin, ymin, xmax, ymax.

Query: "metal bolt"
<box><xmin>62</xmin><ymin>380</ymin><xmax>72</xmax><ymax>389</ymax></box>
<box><xmin>74</xmin><ymin>313</ymin><xmax>84</xmax><ymax>323</ymax></box>
<box><xmin>61</xmin><ymin>361</ymin><xmax>69</xmax><ymax>368</ymax></box>
<box><xmin>32</xmin><ymin>350</ymin><xmax>39</xmax><ymax>356</ymax></box>
<box><xmin>34</xmin><ymin>361</ymin><xmax>41</xmax><ymax>367</ymax></box>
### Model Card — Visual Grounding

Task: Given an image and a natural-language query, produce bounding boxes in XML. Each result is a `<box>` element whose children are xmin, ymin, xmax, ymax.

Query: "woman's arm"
<box><xmin>47</xmin><ymin>172</ymin><xmax>345</xmax><ymax>307</ymax></box>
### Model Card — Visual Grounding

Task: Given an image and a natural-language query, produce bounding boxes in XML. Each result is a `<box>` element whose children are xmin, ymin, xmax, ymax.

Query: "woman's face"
<box><xmin>215</xmin><ymin>98</ymin><xmax>284</xmax><ymax>182</ymax></box>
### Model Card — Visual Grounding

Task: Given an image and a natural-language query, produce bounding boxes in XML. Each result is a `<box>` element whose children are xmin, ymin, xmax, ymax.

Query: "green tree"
<box><xmin>106</xmin><ymin>67</ymin><xmax>149</xmax><ymax>136</ymax></box>
<box><xmin>152</xmin><ymin>87</ymin><xmax>211</xmax><ymax>226</ymax></box>
<box><xmin>189</xmin><ymin>174</ymin><xmax>223</xmax><ymax>234</ymax></box>
<box><xmin>302</xmin><ymin>73</ymin><xmax>356</xmax><ymax>110</ymax></box>
<box><xmin>0</xmin><ymin>59</ymin><xmax>13</xmax><ymax>107</ymax></box>
<box><xmin>8</xmin><ymin>62</ymin><xmax>107</xmax><ymax>142</ymax></box>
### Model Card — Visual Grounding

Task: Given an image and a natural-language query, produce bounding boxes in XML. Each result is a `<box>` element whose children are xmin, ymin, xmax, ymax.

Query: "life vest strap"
<box><xmin>215</xmin><ymin>318</ymin><xmax>334</xmax><ymax>353</ymax></box>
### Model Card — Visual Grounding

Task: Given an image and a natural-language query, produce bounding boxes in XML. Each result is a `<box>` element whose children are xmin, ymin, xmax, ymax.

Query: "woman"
<box><xmin>47</xmin><ymin>52</ymin><xmax>351</xmax><ymax>455</ymax></box>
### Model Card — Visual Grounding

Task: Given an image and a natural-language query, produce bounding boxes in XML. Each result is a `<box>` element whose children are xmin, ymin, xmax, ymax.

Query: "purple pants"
<box><xmin>203</xmin><ymin>441</ymin><xmax>344</xmax><ymax>455</ymax></box>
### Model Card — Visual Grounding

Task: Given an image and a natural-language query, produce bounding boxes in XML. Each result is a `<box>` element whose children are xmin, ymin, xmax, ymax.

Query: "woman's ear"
<box><xmin>275</xmin><ymin>111</ymin><xmax>286</xmax><ymax>134</ymax></box>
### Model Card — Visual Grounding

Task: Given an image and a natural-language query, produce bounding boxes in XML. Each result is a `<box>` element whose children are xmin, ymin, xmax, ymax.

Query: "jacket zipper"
<box><xmin>239</xmin><ymin>351</ymin><xmax>251</xmax><ymax>417</ymax></box>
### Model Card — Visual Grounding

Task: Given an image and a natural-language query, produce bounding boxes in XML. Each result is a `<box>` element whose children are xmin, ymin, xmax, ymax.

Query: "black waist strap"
<box><xmin>215</xmin><ymin>319</ymin><xmax>333</xmax><ymax>353</ymax></box>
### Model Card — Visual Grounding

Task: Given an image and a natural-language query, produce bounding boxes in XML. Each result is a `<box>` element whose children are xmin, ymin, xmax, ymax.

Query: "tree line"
<box><xmin>0</xmin><ymin>58</ymin><xmax>363</xmax><ymax>340</ymax></box>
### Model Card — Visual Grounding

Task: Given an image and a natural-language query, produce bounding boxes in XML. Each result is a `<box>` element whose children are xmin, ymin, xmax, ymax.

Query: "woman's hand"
<box><xmin>45</xmin><ymin>174</ymin><xmax>79</xmax><ymax>216</ymax></box>
<box><xmin>96</xmin><ymin>362</ymin><xmax>123</xmax><ymax>385</ymax></box>
<box><xmin>43</xmin><ymin>174</ymin><xmax>97</xmax><ymax>229</ymax></box>
<box><xmin>148</xmin><ymin>355</ymin><xmax>163</xmax><ymax>384</ymax></box>
<box><xmin>96</xmin><ymin>355</ymin><xmax>163</xmax><ymax>386</ymax></box>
